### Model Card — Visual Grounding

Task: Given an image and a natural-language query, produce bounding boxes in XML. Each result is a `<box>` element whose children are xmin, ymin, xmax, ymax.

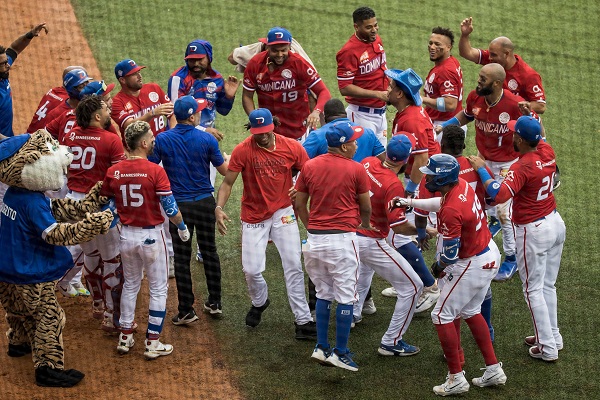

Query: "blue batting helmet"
<box><xmin>63</xmin><ymin>68</ymin><xmax>92</xmax><ymax>99</ymax></box>
<box><xmin>419</xmin><ymin>154</ymin><xmax>460</xmax><ymax>192</ymax></box>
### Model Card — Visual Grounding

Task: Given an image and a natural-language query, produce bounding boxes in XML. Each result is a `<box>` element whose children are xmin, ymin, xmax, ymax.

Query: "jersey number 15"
<box><xmin>119</xmin><ymin>184</ymin><xmax>144</xmax><ymax>207</ymax></box>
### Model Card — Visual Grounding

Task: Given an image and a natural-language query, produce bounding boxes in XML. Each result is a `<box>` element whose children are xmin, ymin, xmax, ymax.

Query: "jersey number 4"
<box><xmin>119</xmin><ymin>184</ymin><xmax>144</xmax><ymax>207</ymax></box>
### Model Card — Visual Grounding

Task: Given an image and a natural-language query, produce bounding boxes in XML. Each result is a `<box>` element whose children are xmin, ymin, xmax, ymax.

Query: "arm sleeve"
<box><xmin>154</xmin><ymin>167</ymin><xmax>172</xmax><ymax>196</ymax></box>
<box><xmin>110</xmin><ymin>137</ymin><xmax>126</xmax><ymax>164</ymax></box>
<box><xmin>242</xmin><ymin>59</ymin><xmax>258</xmax><ymax>91</ymax></box>
<box><xmin>215</xmin><ymin>77</ymin><xmax>235</xmax><ymax>116</ymax></box>
<box><xmin>208</xmin><ymin>135</ymin><xmax>225</xmax><ymax>168</ymax></box>
<box><xmin>387</xmin><ymin>182</ymin><xmax>407</xmax><ymax>228</ymax></box>
<box><xmin>369</xmin><ymin>130</ymin><xmax>386</xmax><ymax>156</ymax></box>
<box><xmin>227</xmin><ymin>144</ymin><xmax>245</xmax><ymax>172</ymax></box>
<box><xmin>336</xmin><ymin>48</ymin><xmax>357</xmax><ymax>90</ymax></box>
<box><xmin>28</xmin><ymin>197</ymin><xmax>59</xmax><ymax>240</ymax></box>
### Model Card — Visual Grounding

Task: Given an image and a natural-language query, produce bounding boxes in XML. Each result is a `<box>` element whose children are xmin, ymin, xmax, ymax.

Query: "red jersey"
<box><xmin>27</xmin><ymin>86</ymin><xmax>68</xmax><ymax>133</ymax></box>
<box><xmin>102</xmin><ymin>159</ymin><xmax>172</xmax><ymax>227</ymax></box>
<box><xmin>64</xmin><ymin>126</ymin><xmax>126</xmax><ymax>193</ymax></box>
<box><xmin>438</xmin><ymin>178</ymin><xmax>490</xmax><ymax>258</ymax></box>
<box><xmin>391</xmin><ymin>105</ymin><xmax>440</xmax><ymax>175</ymax></box>
<box><xmin>502</xmin><ymin>141</ymin><xmax>557</xmax><ymax>224</ymax></box>
<box><xmin>228</xmin><ymin>134</ymin><xmax>308</xmax><ymax>223</ymax></box>
<box><xmin>50</xmin><ymin>110</ymin><xmax>120</xmax><ymax>144</ymax></box>
<box><xmin>424</xmin><ymin>56</ymin><xmax>464</xmax><ymax>121</ymax></box>
<box><xmin>243</xmin><ymin>52</ymin><xmax>327</xmax><ymax>139</ymax></box>
<box><xmin>478</xmin><ymin>51</ymin><xmax>545</xmax><ymax>103</ymax></box>
<box><xmin>358</xmin><ymin>157</ymin><xmax>407</xmax><ymax>239</ymax></box>
<box><xmin>44</xmin><ymin>101</ymin><xmax>74</xmax><ymax>133</ymax></box>
<box><xmin>296</xmin><ymin>153</ymin><xmax>370</xmax><ymax>232</ymax></box>
<box><xmin>111</xmin><ymin>83</ymin><xmax>171</xmax><ymax>136</ymax></box>
<box><xmin>336</xmin><ymin>34</ymin><xmax>387</xmax><ymax>108</ymax></box>
<box><xmin>464</xmin><ymin>89</ymin><xmax>527</xmax><ymax>162</ymax></box>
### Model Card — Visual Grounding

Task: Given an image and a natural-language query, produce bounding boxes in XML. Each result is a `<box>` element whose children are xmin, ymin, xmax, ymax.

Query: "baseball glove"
<box><xmin>431</xmin><ymin>260</ymin><xmax>446</xmax><ymax>279</ymax></box>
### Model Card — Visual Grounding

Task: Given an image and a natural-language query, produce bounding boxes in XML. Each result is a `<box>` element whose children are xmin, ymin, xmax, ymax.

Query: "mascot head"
<box><xmin>0</xmin><ymin>130</ymin><xmax>73</xmax><ymax>192</ymax></box>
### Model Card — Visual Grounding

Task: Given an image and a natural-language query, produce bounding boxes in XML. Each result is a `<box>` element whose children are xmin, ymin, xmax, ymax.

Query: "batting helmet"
<box><xmin>419</xmin><ymin>154</ymin><xmax>459</xmax><ymax>192</ymax></box>
<box><xmin>63</xmin><ymin>68</ymin><xmax>92</xmax><ymax>100</ymax></box>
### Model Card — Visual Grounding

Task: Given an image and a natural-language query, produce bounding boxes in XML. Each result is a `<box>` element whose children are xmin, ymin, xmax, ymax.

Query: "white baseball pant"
<box><xmin>346</xmin><ymin>104</ymin><xmax>388</xmax><ymax>146</ymax></box>
<box><xmin>485</xmin><ymin>159</ymin><xmax>518</xmax><ymax>256</ymax></box>
<box><xmin>354</xmin><ymin>236</ymin><xmax>423</xmax><ymax>346</ymax></box>
<box><xmin>241</xmin><ymin>205</ymin><xmax>311</xmax><ymax>324</ymax></box>
<box><xmin>303</xmin><ymin>231</ymin><xmax>359</xmax><ymax>305</ymax></box>
<box><xmin>431</xmin><ymin>240</ymin><xmax>500</xmax><ymax>324</ymax></box>
<box><xmin>515</xmin><ymin>210</ymin><xmax>566</xmax><ymax>359</ymax></box>
<box><xmin>119</xmin><ymin>224</ymin><xmax>169</xmax><ymax>333</ymax></box>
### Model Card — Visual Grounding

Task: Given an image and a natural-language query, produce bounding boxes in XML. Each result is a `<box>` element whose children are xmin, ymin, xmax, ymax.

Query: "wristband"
<box><xmin>177</xmin><ymin>221</ymin><xmax>186</xmax><ymax>230</ymax></box>
<box><xmin>215</xmin><ymin>205</ymin><xmax>223</xmax><ymax>211</ymax></box>
<box><xmin>441</xmin><ymin>117</ymin><xmax>460</xmax><ymax>128</ymax></box>
<box><xmin>436</xmin><ymin>97</ymin><xmax>446</xmax><ymax>112</ymax></box>
<box><xmin>314</xmin><ymin>108</ymin><xmax>322</xmax><ymax>114</ymax></box>
<box><xmin>405</xmin><ymin>180</ymin><xmax>418</xmax><ymax>194</ymax></box>
<box><xmin>476</xmin><ymin>167</ymin><xmax>493</xmax><ymax>183</ymax></box>
<box><xmin>25</xmin><ymin>31</ymin><xmax>34</xmax><ymax>40</ymax></box>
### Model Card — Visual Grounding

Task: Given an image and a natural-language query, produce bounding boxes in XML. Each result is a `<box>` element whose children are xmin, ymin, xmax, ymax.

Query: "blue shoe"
<box><xmin>325</xmin><ymin>349</ymin><xmax>358</xmax><ymax>371</ymax></box>
<box><xmin>493</xmin><ymin>256</ymin><xmax>517</xmax><ymax>282</ymax></box>
<box><xmin>488</xmin><ymin>216</ymin><xmax>501</xmax><ymax>238</ymax></box>
<box><xmin>311</xmin><ymin>344</ymin><xmax>334</xmax><ymax>366</ymax></box>
<box><xmin>378</xmin><ymin>340</ymin><xmax>420</xmax><ymax>356</ymax></box>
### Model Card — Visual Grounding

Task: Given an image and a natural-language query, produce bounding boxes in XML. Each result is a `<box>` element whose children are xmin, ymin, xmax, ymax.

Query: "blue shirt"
<box><xmin>150</xmin><ymin>124</ymin><xmax>224</xmax><ymax>202</ymax></box>
<box><xmin>168</xmin><ymin>66</ymin><xmax>234</xmax><ymax>128</ymax></box>
<box><xmin>0</xmin><ymin>51</ymin><xmax>16</xmax><ymax>137</ymax></box>
<box><xmin>0</xmin><ymin>187</ymin><xmax>72</xmax><ymax>284</ymax></box>
<box><xmin>302</xmin><ymin>117</ymin><xmax>385</xmax><ymax>162</ymax></box>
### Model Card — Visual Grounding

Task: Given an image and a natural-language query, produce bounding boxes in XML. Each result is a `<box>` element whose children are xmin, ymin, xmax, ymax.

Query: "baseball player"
<box><xmin>468</xmin><ymin>116</ymin><xmax>565</xmax><ymax>362</ymax></box>
<box><xmin>27</xmin><ymin>65</ymin><xmax>87</xmax><ymax>133</ymax></box>
<box><xmin>336</xmin><ymin>6</ymin><xmax>388</xmax><ymax>145</ymax></box>
<box><xmin>63</xmin><ymin>95</ymin><xmax>126</xmax><ymax>332</ymax></box>
<box><xmin>354</xmin><ymin>134</ymin><xmax>423</xmax><ymax>356</ymax></box>
<box><xmin>421</xmin><ymin>27</ymin><xmax>465</xmax><ymax>142</ymax></box>
<box><xmin>295</xmin><ymin>121</ymin><xmax>374</xmax><ymax>372</ymax></box>
<box><xmin>102</xmin><ymin>121</ymin><xmax>190</xmax><ymax>360</ymax></box>
<box><xmin>215</xmin><ymin>108</ymin><xmax>315</xmax><ymax>338</ymax></box>
<box><xmin>150</xmin><ymin>96</ymin><xmax>228</xmax><ymax>322</ymax></box>
<box><xmin>242</xmin><ymin>27</ymin><xmax>331</xmax><ymax>141</ymax></box>
<box><xmin>229</xmin><ymin>37</ymin><xmax>316</xmax><ymax>73</ymax></box>
<box><xmin>440</xmin><ymin>63</ymin><xmax>535</xmax><ymax>281</ymax></box>
<box><xmin>390</xmin><ymin>154</ymin><xmax>506</xmax><ymax>395</ymax></box>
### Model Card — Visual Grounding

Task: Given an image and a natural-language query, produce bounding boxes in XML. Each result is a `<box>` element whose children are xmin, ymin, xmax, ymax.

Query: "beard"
<box><xmin>513</xmin><ymin>141</ymin><xmax>519</xmax><ymax>153</ymax></box>
<box><xmin>0</xmin><ymin>71</ymin><xmax>9</xmax><ymax>80</ymax></box>
<box><xmin>103</xmin><ymin>117</ymin><xmax>112</xmax><ymax>130</ymax></box>
<box><xmin>475</xmin><ymin>85</ymin><xmax>493</xmax><ymax>96</ymax></box>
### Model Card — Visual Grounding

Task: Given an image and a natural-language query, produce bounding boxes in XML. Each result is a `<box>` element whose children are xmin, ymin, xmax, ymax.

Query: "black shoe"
<box><xmin>245</xmin><ymin>299</ymin><xmax>270</xmax><ymax>327</ymax></box>
<box><xmin>203</xmin><ymin>301</ymin><xmax>223</xmax><ymax>317</ymax></box>
<box><xmin>295</xmin><ymin>321</ymin><xmax>317</xmax><ymax>340</ymax></box>
<box><xmin>35</xmin><ymin>366</ymin><xmax>85</xmax><ymax>387</ymax></box>
<box><xmin>7</xmin><ymin>343</ymin><xmax>32</xmax><ymax>357</ymax></box>
<box><xmin>171</xmin><ymin>309</ymin><xmax>199</xmax><ymax>325</ymax></box>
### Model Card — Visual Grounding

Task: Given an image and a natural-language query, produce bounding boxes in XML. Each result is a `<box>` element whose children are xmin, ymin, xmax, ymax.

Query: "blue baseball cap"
<box><xmin>508</xmin><ymin>116</ymin><xmax>542</xmax><ymax>141</ymax></box>
<box><xmin>266</xmin><ymin>27</ymin><xmax>292</xmax><ymax>45</ymax></box>
<box><xmin>0</xmin><ymin>134</ymin><xmax>30</xmax><ymax>163</ymax></box>
<box><xmin>173</xmin><ymin>96</ymin><xmax>207</xmax><ymax>120</ymax></box>
<box><xmin>385</xmin><ymin>68</ymin><xmax>423</xmax><ymax>106</ymax></box>
<box><xmin>79</xmin><ymin>80</ymin><xmax>115</xmax><ymax>98</ymax></box>
<box><xmin>249</xmin><ymin>108</ymin><xmax>274</xmax><ymax>134</ymax></box>
<box><xmin>326</xmin><ymin>121</ymin><xmax>364</xmax><ymax>147</ymax></box>
<box><xmin>115</xmin><ymin>59</ymin><xmax>146</xmax><ymax>79</ymax></box>
<box><xmin>185</xmin><ymin>40</ymin><xmax>208</xmax><ymax>59</ymax></box>
<box><xmin>386</xmin><ymin>134</ymin><xmax>413</xmax><ymax>163</ymax></box>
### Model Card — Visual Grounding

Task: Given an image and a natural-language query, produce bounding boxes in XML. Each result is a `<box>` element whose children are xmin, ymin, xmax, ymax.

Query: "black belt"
<box><xmin>476</xmin><ymin>246</ymin><xmax>490</xmax><ymax>256</ymax></box>
<box><xmin>357</xmin><ymin>106</ymin><xmax>386</xmax><ymax>115</ymax></box>
<box><xmin>123</xmin><ymin>224</ymin><xmax>156</xmax><ymax>229</ymax></box>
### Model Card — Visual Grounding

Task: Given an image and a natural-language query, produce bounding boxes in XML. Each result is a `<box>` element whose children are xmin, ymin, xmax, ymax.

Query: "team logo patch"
<box><xmin>306</xmin><ymin>67</ymin><xmax>315</xmax><ymax>76</ymax></box>
<box><xmin>149</xmin><ymin>92</ymin><xmax>159</xmax><ymax>102</ymax></box>
<box><xmin>359</xmin><ymin>51</ymin><xmax>369</xmax><ymax>63</ymax></box>
<box><xmin>339</xmin><ymin>136</ymin><xmax>347</xmax><ymax>143</ymax></box>
<box><xmin>499</xmin><ymin>112</ymin><xmax>510</xmax><ymax>124</ymax></box>
<box><xmin>492</xmin><ymin>182</ymin><xmax>501</xmax><ymax>190</ymax></box>
<box><xmin>125</xmin><ymin>102</ymin><xmax>133</xmax><ymax>110</ymax></box>
<box><xmin>508</xmin><ymin>79</ymin><xmax>518</xmax><ymax>90</ymax></box>
<box><xmin>428</xmin><ymin>73</ymin><xmax>436</xmax><ymax>83</ymax></box>
<box><xmin>536</xmin><ymin>160</ymin><xmax>543</xmax><ymax>170</ymax></box>
<box><xmin>281</xmin><ymin>69</ymin><xmax>292</xmax><ymax>79</ymax></box>
<box><xmin>443</xmin><ymin>80</ymin><xmax>454</xmax><ymax>88</ymax></box>
<box><xmin>281</xmin><ymin>214</ymin><xmax>297</xmax><ymax>225</ymax></box>
<box><xmin>533</xmin><ymin>85</ymin><xmax>542</xmax><ymax>93</ymax></box>
<box><xmin>207</xmin><ymin>82</ymin><xmax>217</xmax><ymax>93</ymax></box>
<box><xmin>458</xmin><ymin>194</ymin><xmax>467</xmax><ymax>202</ymax></box>
<box><xmin>472</xmin><ymin>107</ymin><xmax>480</xmax><ymax>116</ymax></box>
<box><xmin>500</xmin><ymin>168</ymin><xmax>510</xmax><ymax>178</ymax></box>
<box><xmin>113</xmin><ymin>170</ymin><xmax>120</xmax><ymax>180</ymax></box>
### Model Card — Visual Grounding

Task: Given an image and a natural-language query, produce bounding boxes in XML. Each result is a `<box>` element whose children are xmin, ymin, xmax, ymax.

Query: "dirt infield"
<box><xmin>0</xmin><ymin>2</ymin><xmax>242</xmax><ymax>399</ymax></box>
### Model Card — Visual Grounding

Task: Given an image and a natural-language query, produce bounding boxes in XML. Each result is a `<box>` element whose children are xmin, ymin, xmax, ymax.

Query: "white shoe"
<box><xmin>144</xmin><ymin>339</ymin><xmax>173</xmax><ymax>360</ymax></box>
<box><xmin>362</xmin><ymin>298</ymin><xmax>377</xmax><ymax>315</ymax></box>
<box><xmin>117</xmin><ymin>333</ymin><xmax>135</xmax><ymax>354</ymax></box>
<box><xmin>57</xmin><ymin>283</ymin><xmax>78</xmax><ymax>298</ymax></box>
<box><xmin>381</xmin><ymin>287</ymin><xmax>398</xmax><ymax>297</ymax></box>
<box><xmin>472</xmin><ymin>362</ymin><xmax>507</xmax><ymax>387</ymax></box>
<box><xmin>168</xmin><ymin>256</ymin><xmax>175</xmax><ymax>279</ymax></box>
<box><xmin>433</xmin><ymin>371</ymin><xmax>470</xmax><ymax>396</ymax></box>
<box><xmin>72</xmin><ymin>282</ymin><xmax>90</xmax><ymax>296</ymax></box>
<box><xmin>415</xmin><ymin>284</ymin><xmax>440</xmax><ymax>313</ymax></box>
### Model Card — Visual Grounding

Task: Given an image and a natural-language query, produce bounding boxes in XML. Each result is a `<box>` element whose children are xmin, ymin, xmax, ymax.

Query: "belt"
<box><xmin>357</xmin><ymin>106</ymin><xmax>386</xmax><ymax>115</ymax></box>
<box><xmin>122</xmin><ymin>224</ymin><xmax>157</xmax><ymax>229</ymax></box>
<box><xmin>476</xmin><ymin>246</ymin><xmax>490</xmax><ymax>256</ymax></box>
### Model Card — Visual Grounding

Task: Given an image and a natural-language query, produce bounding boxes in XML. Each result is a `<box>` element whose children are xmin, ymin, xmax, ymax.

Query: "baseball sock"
<box><xmin>397</xmin><ymin>242</ymin><xmax>435</xmax><ymax>287</ymax></box>
<box><xmin>453</xmin><ymin>318</ymin><xmax>465</xmax><ymax>366</ymax></box>
<box><xmin>335</xmin><ymin>303</ymin><xmax>353</xmax><ymax>354</ymax></box>
<box><xmin>148</xmin><ymin>309</ymin><xmax>166</xmax><ymax>340</ymax></box>
<box><xmin>435</xmin><ymin>323</ymin><xmax>462</xmax><ymax>374</ymax></box>
<box><xmin>481</xmin><ymin>294</ymin><xmax>494</xmax><ymax>340</ymax></box>
<box><xmin>465</xmin><ymin>313</ymin><xmax>498</xmax><ymax>366</ymax></box>
<box><xmin>315</xmin><ymin>299</ymin><xmax>331</xmax><ymax>347</ymax></box>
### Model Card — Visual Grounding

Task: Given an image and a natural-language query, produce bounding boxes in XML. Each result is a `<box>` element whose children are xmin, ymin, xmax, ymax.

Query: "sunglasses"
<box><xmin>93</xmin><ymin>80</ymin><xmax>108</xmax><ymax>95</ymax></box>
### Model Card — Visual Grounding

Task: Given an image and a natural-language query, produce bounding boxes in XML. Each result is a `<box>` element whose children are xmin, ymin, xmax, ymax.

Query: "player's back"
<box><xmin>27</xmin><ymin>86</ymin><xmax>69</xmax><ymax>133</ymax></box>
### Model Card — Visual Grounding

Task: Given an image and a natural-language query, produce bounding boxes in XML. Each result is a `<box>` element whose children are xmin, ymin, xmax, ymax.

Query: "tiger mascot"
<box><xmin>0</xmin><ymin>130</ymin><xmax>113</xmax><ymax>387</ymax></box>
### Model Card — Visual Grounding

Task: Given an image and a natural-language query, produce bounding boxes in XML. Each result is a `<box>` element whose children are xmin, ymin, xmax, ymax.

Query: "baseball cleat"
<box><xmin>117</xmin><ymin>333</ymin><xmax>135</xmax><ymax>355</ymax></box>
<box><xmin>57</xmin><ymin>283</ymin><xmax>78</xmax><ymax>298</ymax></box>
<box><xmin>172</xmin><ymin>309</ymin><xmax>199</xmax><ymax>325</ymax></box>
<box><xmin>311</xmin><ymin>344</ymin><xmax>333</xmax><ymax>366</ymax></box>
<box><xmin>472</xmin><ymin>362</ymin><xmax>507</xmax><ymax>387</ymax></box>
<box><xmin>144</xmin><ymin>340</ymin><xmax>173</xmax><ymax>360</ymax></box>
<box><xmin>415</xmin><ymin>284</ymin><xmax>440</xmax><ymax>313</ymax></box>
<box><xmin>362</xmin><ymin>298</ymin><xmax>377</xmax><ymax>315</ymax></box>
<box><xmin>325</xmin><ymin>349</ymin><xmax>358</xmax><ymax>372</ymax></box>
<box><xmin>488</xmin><ymin>216</ymin><xmax>502</xmax><ymax>238</ymax></box>
<box><xmin>378</xmin><ymin>340</ymin><xmax>420</xmax><ymax>356</ymax></box>
<box><xmin>493</xmin><ymin>256</ymin><xmax>518</xmax><ymax>282</ymax></box>
<box><xmin>245</xmin><ymin>298</ymin><xmax>270</xmax><ymax>328</ymax></box>
<box><xmin>381</xmin><ymin>287</ymin><xmax>398</xmax><ymax>298</ymax></box>
<box><xmin>433</xmin><ymin>371</ymin><xmax>470</xmax><ymax>396</ymax></box>
<box><xmin>350</xmin><ymin>315</ymin><xmax>362</xmax><ymax>328</ymax></box>
<box><xmin>524</xmin><ymin>335</ymin><xmax>563</xmax><ymax>351</ymax></box>
<box><xmin>529</xmin><ymin>346</ymin><xmax>558</xmax><ymax>362</ymax></box>
<box><xmin>72</xmin><ymin>282</ymin><xmax>90</xmax><ymax>296</ymax></box>
<box><xmin>295</xmin><ymin>321</ymin><xmax>317</xmax><ymax>340</ymax></box>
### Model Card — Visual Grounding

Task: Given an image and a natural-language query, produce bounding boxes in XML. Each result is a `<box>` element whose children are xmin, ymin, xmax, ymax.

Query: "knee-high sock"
<box><xmin>435</xmin><ymin>322</ymin><xmax>462</xmax><ymax>374</ymax></box>
<box><xmin>315</xmin><ymin>298</ymin><xmax>331</xmax><ymax>347</ymax></box>
<box><xmin>465</xmin><ymin>313</ymin><xmax>498</xmax><ymax>366</ymax></box>
<box><xmin>335</xmin><ymin>303</ymin><xmax>353</xmax><ymax>353</ymax></box>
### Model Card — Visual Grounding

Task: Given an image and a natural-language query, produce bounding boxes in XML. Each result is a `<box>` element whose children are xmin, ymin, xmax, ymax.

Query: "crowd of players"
<box><xmin>0</xmin><ymin>6</ymin><xmax>565</xmax><ymax>396</ymax></box>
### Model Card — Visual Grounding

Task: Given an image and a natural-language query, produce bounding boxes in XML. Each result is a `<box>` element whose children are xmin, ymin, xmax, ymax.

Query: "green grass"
<box><xmin>70</xmin><ymin>0</ymin><xmax>600</xmax><ymax>398</ymax></box>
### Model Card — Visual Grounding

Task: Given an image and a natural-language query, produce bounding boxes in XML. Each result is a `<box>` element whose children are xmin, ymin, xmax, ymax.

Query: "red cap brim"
<box><xmin>267</xmin><ymin>41</ymin><xmax>291</xmax><ymax>46</ymax></box>
<box><xmin>103</xmin><ymin>83</ymin><xmax>116</xmax><ymax>95</ymax></box>
<box><xmin>507</xmin><ymin>120</ymin><xmax>517</xmax><ymax>131</ymax></box>
<box><xmin>348</xmin><ymin>126</ymin><xmax>365</xmax><ymax>142</ymax></box>
<box><xmin>195</xmin><ymin>98</ymin><xmax>208</xmax><ymax>111</ymax></box>
<box><xmin>185</xmin><ymin>54</ymin><xmax>207</xmax><ymax>60</ymax></box>
<box><xmin>124</xmin><ymin>65</ymin><xmax>146</xmax><ymax>77</ymax></box>
<box><xmin>258</xmin><ymin>38</ymin><xmax>268</xmax><ymax>44</ymax></box>
<box><xmin>250</xmin><ymin>123</ymin><xmax>274</xmax><ymax>134</ymax></box>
